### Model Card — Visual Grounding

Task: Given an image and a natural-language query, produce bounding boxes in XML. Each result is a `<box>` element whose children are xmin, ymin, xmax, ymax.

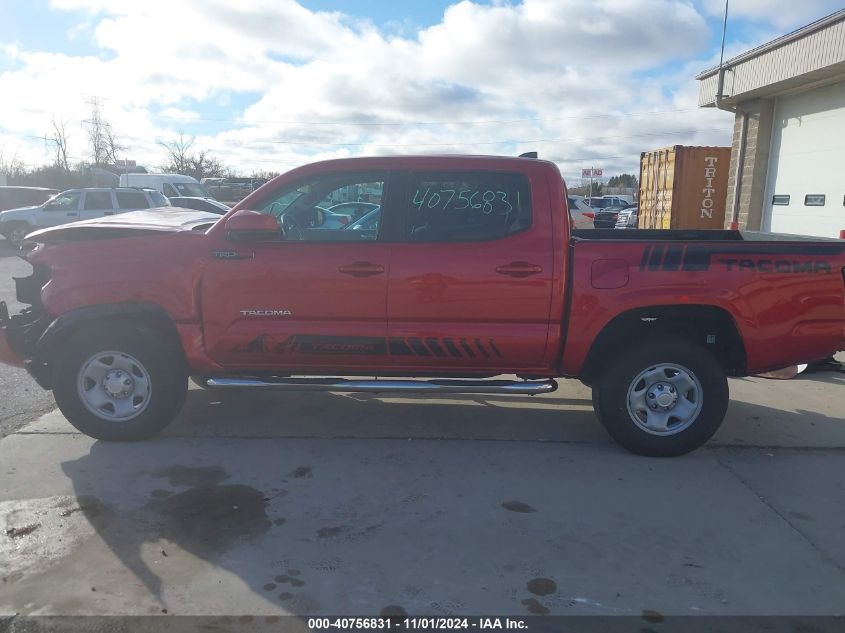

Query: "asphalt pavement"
<box><xmin>1</xmin><ymin>366</ymin><xmax>844</xmax><ymax>618</ymax></box>
<box><xmin>0</xmin><ymin>241</ymin><xmax>55</xmax><ymax>437</ymax></box>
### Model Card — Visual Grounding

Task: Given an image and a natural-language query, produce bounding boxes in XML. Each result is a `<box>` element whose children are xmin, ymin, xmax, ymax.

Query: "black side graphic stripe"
<box><xmin>407</xmin><ymin>338</ymin><xmax>431</xmax><ymax>356</ymax></box>
<box><xmin>488</xmin><ymin>340</ymin><xmax>503</xmax><ymax>358</ymax></box>
<box><xmin>663</xmin><ymin>245</ymin><xmax>683</xmax><ymax>271</ymax></box>
<box><xmin>475</xmin><ymin>339</ymin><xmax>490</xmax><ymax>358</ymax></box>
<box><xmin>647</xmin><ymin>245</ymin><xmax>665</xmax><ymax>271</ymax></box>
<box><xmin>426</xmin><ymin>338</ymin><xmax>447</xmax><ymax>357</ymax></box>
<box><xmin>389</xmin><ymin>338</ymin><xmax>414</xmax><ymax>355</ymax></box>
<box><xmin>639</xmin><ymin>245</ymin><xmax>652</xmax><ymax>272</ymax></box>
<box><xmin>460</xmin><ymin>339</ymin><xmax>476</xmax><ymax>357</ymax></box>
<box><xmin>443</xmin><ymin>338</ymin><xmax>462</xmax><ymax>357</ymax></box>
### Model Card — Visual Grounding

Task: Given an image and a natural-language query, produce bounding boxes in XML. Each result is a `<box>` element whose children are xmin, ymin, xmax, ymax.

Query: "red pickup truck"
<box><xmin>1</xmin><ymin>155</ymin><xmax>844</xmax><ymax>456</ymax></box>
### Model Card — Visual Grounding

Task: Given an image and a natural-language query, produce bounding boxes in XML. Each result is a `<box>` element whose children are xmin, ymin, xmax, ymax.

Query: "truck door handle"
<box><xmin>338</xmin><ymin>261</ymin><xmax>385</xmax><ymax>277</ymax></box>
<box><xmin>104</xmin><ymin>212</ymin><xmax>115</xmax><ymax>216</ymax></box>
<box><xmin>66</xmin><ymin>212</ymin><xmax>78</xmax><ymax>217</ymax></box>
<box><xmin>495</xmin><ymin>261</ymin><xmax>543</xmax><ymax>278</ymax></box>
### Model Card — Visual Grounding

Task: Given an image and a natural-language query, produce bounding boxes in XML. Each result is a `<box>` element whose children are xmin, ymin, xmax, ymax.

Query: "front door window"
<box><xmin>260</xmin><ymin>172</ymin><xmax>386</xmax><ymax>242</ymax></box>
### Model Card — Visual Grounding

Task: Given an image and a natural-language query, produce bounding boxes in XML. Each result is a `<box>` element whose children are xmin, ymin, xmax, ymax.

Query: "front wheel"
<box><xmin>52</xmin><ymin>324</ymin><xmax>187</xmax><ymax>441</ymax></box>
<box><xmin>3</xmin><ymin>222</ymin><xmax>32</xmax><ymax>248</ymax></box>
<box><xmin>592</xmin><ymin>337</ymin><xmax>729</xmax><ymax>456</ymax></box>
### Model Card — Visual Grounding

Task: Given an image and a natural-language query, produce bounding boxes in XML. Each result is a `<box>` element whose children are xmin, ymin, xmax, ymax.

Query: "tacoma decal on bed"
<box><xmin>639</xmin><ymin>243</ymin><xmax>845</xmax><ymax>273</ymax></box>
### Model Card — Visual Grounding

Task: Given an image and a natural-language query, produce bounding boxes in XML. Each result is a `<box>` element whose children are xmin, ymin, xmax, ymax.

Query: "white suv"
<box><xmin>0</xmin><ymin>187</ymin><xmax>169</xmax><ymax>246</ymax></box>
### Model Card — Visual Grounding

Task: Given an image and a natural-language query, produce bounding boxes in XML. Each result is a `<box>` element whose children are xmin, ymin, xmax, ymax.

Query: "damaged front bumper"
<box><xmin>0</xmin><ymin>301</ymin><xmax>25</xmax><ymax>368</ymax></box>
<box><xmin>0</xmin><ymin>301</ymin><xmax>46</xmax><ymax>370</ymax></box>
<box><xmin>0</xmin><ymin>262</ymin><xmax>52</xmax><ymax>382</ymax></box>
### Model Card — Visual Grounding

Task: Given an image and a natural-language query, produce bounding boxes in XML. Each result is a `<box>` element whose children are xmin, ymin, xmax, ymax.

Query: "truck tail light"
<box><xmin>584</xmin><ymin>212</ymin><xmax>595</xmax><ymax>219</ymax></box>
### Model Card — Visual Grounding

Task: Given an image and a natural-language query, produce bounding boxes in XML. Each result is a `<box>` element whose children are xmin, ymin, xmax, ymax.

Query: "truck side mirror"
<box><xmin>224</xmin><ymin>209</ymin><xmax>281</xmax><ymax>242</ymax></box>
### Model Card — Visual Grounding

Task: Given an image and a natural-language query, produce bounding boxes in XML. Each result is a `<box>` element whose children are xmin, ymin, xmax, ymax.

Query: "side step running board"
<box><xmin>204</xmin><ymin>376</ymin><xmax>557</xmax><ymax>395</ymax></box>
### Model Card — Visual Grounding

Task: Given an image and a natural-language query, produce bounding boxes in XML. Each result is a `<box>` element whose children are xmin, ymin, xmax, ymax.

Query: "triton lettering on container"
<box><xmin>638</xmin><ymin>145</ymin><xmax>731</xmax><ymax>230</ymax></box>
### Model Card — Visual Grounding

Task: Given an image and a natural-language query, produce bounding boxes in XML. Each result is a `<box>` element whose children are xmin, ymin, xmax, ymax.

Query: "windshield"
<box><xmin>149</xmin><ymin>191</ymin><xmax>170</xmax><ymax>207</ymax></box>
<box><xmin>173</xmin><ymin>182</ymin><xmax>209</xmax><ymax>197</ymax></box>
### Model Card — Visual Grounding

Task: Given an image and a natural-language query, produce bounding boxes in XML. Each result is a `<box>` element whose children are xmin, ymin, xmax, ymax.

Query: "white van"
<box><xmin>118</xmin><ymin>173</ymin><xmax>210</xmax><ymax>199</ymax></box>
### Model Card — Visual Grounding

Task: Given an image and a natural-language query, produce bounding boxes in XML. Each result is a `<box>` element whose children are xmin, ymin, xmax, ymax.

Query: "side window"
<box><xmin>44</xmin><ymin>191</ymin><xmax>81</xmax><ymax>211</ymax></box>
<box><xmin>163</xmin><ymin>183</ymin><xmax>178</xmax><ymax>197</ymax></box>
<box><xmin>406</xmin><ymin>172</ymin><xmax>531</xmax><ymax>242</ymax></box>
<box><xmin>259</xmin><ymin>171</ymin><xmax>387</xmax><ymax>242</ymax></box>
<box><xmin>83</xmin><ymin>191</ymin><xmax>113</xmax><ymax>210</ymax></box>
<box><xmin>116</xmin><ymin>191</ymin><xmax>151</xmax><ymax>209</ymax></box>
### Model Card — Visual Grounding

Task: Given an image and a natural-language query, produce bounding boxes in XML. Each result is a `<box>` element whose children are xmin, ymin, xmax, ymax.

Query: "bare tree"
<box><xmin>159</xmin><ymin>135</ymin><xmax>227</xmax><ymax>180</ymax></box>
<box><xmin>0</xmin><ymin>146</ymin><xmax>28</xmax><ymax>181</ymax></box>
<box><xmin>188</xmin><ymin>150</ymin><xmax>227</xmax><ymax>179</ymax></box>
<box><xmin>158</xmin><ymin>134</ymin><xmax>194</xmax><ymax>174</ymax></box>
<box><xmin>103</xmin><ymin>123</ymin><xmax>125</xmax><ymax>165</ymax></box>
<box><xmin>45</xmin><ymin>116</ymin><xmax>71</xmax><ymax>172</ymax></box>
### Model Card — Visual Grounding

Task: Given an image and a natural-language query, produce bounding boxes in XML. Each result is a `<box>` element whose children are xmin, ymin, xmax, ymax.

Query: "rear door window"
<box><xmin>83</xmin><ymin>191</ymin><xmax>114</xmax><ymax>210</ymax></box>
<box><xmin>404</xmin><ymin>171</ymin><xmax>531</xmax><ymax>242</ymax></box>
<box><xmin>116</xmin><ymin>191</ymin><xmax>151</xmax><ymax>209</ymax></box>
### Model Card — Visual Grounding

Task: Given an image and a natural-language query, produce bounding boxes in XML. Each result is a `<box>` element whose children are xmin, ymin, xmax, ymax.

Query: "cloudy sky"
<box><xmin>0</xmin><ymin>0</ymin><xmax>842</xmax><ymax>183</ymax></box>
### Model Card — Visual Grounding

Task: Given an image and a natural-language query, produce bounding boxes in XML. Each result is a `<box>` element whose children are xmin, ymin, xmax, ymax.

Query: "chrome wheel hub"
<box><xmin>627</xmin><ymin>363</ymin><xmax>703</xmax><ymax>436</ymax></box>
<box><xmin>648</xmin><ymin>382</ymin><xmax>678</xmax><ymax>410</ymax></box>
<box><xmin>103</xmin><ymin>369</ymin><xmax>134</xmax><ymax>398</ymax></box>
<box><xmin>77</xmin><ymin>351</ymin><xmax>152</xmax><ymax>421</ymax></box>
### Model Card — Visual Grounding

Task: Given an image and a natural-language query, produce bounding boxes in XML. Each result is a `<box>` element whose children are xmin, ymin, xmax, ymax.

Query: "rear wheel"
<box><xmin>52</xmin><ymin>324</ymin><xmax>187</xmax><ymax>441</ymax></box>
<box><xmin>592</xmin><ymin>337</ymin><xmax>728</xmax><ymax>456</ymax></box>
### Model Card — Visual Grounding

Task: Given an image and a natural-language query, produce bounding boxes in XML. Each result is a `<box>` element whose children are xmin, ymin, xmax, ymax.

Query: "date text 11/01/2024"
<box><xmin>307</xmin><ymin>617</ymin><xmax>528</xmax><ymax>630</ymax></box>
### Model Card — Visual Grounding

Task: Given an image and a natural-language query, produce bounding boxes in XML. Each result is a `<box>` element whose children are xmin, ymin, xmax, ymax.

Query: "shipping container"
<box><xmin>638</xmin><ymin>145</ymin><xmax>731</xmax><ymax>230</ymax></box>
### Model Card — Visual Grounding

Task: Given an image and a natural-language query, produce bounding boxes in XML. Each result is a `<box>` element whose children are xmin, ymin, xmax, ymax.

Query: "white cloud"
<box><xmin>0</xmin><ymin>0</ymin><xmax>833</xmax><ymax>182</ymax></box>
<box><xmin>700</xmin><ymin>0</ymin><xmax>843</xmax><ymax>30</ymax></box>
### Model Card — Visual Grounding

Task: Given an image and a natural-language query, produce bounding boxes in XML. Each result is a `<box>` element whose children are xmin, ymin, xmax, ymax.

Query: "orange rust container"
<box><xmin>638</xmin><ymin>145</ymin><xmax>731</xmax><ymax>230</ymax></box>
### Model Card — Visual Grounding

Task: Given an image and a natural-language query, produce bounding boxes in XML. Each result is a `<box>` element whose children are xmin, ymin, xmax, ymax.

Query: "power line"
<box><xmin>150</xmin><ymin>107</ymin><xmax>704</xmax><ymax>127</ymax></box>
<box><xmin>210</xmin><ymin>127</ymin><xmax>727</xmax><ymax>148</ymax></box>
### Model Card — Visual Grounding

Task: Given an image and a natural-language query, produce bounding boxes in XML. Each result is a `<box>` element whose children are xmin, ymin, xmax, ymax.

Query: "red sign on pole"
<box><xmin>582</xmin><ymin>168</ymin><xmax>603</xmax><ymax>178</ymax></box>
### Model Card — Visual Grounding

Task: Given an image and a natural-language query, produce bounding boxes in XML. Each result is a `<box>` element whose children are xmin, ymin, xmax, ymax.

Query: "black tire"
<box><xmin>592</xmin><ymin>336</ymin><xmax>728</xmax><ymax>457</ymax></box>
<box><xmin>52</xmin><ymin>323</ymin><xmax>187</xmax><ymax>441</ymax></box>
<box><xmin>3</xmin><ymin>222</ymin><xmax>32</xmax><ymax>248</ymax></box>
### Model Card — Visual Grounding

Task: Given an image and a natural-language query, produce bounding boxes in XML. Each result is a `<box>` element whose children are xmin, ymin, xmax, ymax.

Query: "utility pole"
<box><xmin>83</xmin><ymin>94</ymin><xmax>106</xmax><ymax>169</ymax></box>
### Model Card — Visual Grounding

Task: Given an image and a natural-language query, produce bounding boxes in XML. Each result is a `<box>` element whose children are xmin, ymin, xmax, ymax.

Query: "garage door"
<box><xmin>762</xmin><ymin>80</ymin><xmax>845</xmax><ymax>238</ymax></box>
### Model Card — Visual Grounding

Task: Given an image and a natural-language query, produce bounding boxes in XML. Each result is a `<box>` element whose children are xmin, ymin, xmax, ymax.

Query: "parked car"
<box><xmin>168</xmin><ymin>196</ymin><xmax>231</xmax><ymax>215</ymax></box>
<box><xmin>344</xmin><ymin>206</ymin><xmax>381</xmax><ymax>232</ymax></box>
<box><xmin>615</xmin><ymin>206</ymin><xmax>639</xmax><ymax>229</ymax></box>
<box><xmin>584</xmin><ymin>197</ymin><xmax>616</xmax><ymax>211</ymax></box>
<box><xmin>593</xmin><ymin>204</ymin><xmax>630</xmax><ymax>228</ymax></box>
<box><xmin>3</xmin><ymin>155</ymin><xmax>845</xmax><ymax>457</ymax></box>
<box><xmin>0</xmin><ymin>187</ymin><xmax>169</xmax><ymax>246</ymax></box>
<box><xmin>327</xmin><ymin>201</ymin><xmax>380</xmax><ymax>223</ymax></box>
<box><xmin>119</xmin><ymin>173</ymin><xmax>210</xmax><ymax>199</ymax></box>
<box><xmin>0</xmin><ymin>186</ymin><xmax>58</xmax><ymax>212</ymax></box>
<box><xmin>201</xmin><ymin>177</ymin><xmax>266</xmax><ymax>202</ymax></box>
<box><xmin>601</xmin><ymin>194</ymin><xmax>634</xmax><ymax>206</ymax></box>
<box><xmin>567</xmin><ymin>195</ymin><xmax>596</xmax><ymax>229</ymax></box>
